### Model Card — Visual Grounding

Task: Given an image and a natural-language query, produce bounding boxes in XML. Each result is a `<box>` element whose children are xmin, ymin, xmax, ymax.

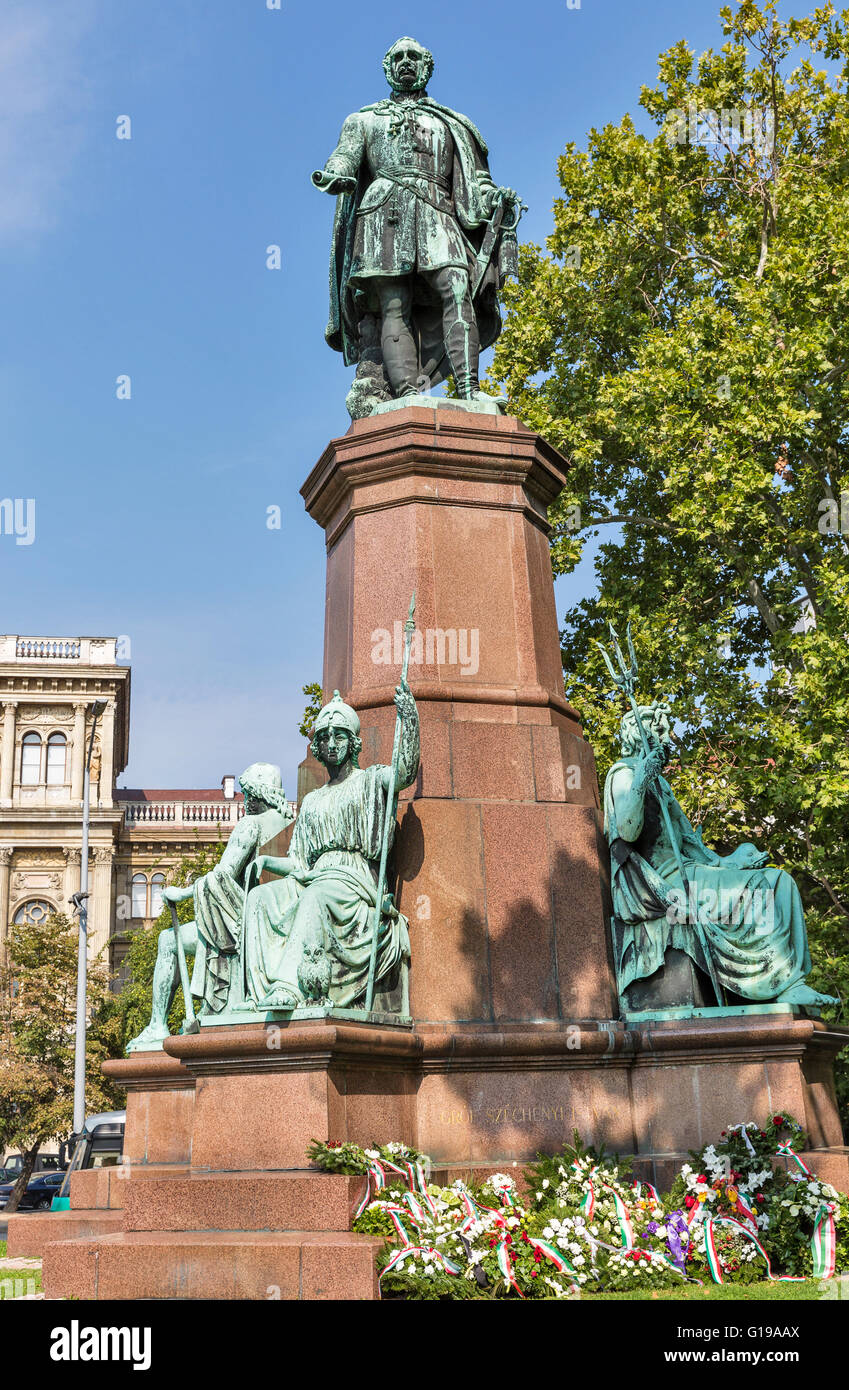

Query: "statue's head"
<box><xmin>311</xmin><ymin>689</ymin><xmax>363</xmax><ymax>771</ymax></box>
<box><xmin>383</xmin><ymin>37</ymin><xmax>434</xmax><ymax>94</ymax></box>
<box><xmin>239</xmin><ymin>762</ymin><xmax>291</xmax><ymax>817</ymax></box>
<box><xmin>619</xmin><ymin>700</ymin><xmax>673</xmax><ymax>759</ymax></box>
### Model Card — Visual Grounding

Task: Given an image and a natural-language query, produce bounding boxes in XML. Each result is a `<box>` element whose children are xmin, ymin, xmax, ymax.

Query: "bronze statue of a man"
<box><xmin>312</xmin><ymin>37</ymin><xmax>522</xmax><ymax>416</ymax></box>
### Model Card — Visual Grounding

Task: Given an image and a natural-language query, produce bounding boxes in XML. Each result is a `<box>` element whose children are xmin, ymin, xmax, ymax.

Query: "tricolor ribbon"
<box><xmin>776</xmin><ymin>1143</ymin><xmax>813</xmax><ymax>1177</ymax></box>
<box><xmin>354</xmin><ymin>1162</ymin><xmax>388</xmax><ymax>1218</ymax></box>
<box><xmin>496</xmin><ymin>1238</ymin><xmax>524</xmax><ymax>1298</ymax></box>
<box><xmin>601</xmin><ymin>1183</ymin><xmax>634</xmax><ymax>1249</ymax></box>
<box><xmin>632</xmin><ymin>1180</ymin><xmax>660</xmax><ymax>1203</ymax></box>
<box><xmin>811</xmin><ymin>1203</ymin><xmax>837</xmax><ymax>1279</ymax></box>
<box><xmin>704</xmin><ymin>1216</ymin><xmax>806</xmax><ymax>1285</ymax></box>
<box><xmin>379</xmin><ymin>1244</ymin><xmax>461</xmax><ymax>1284</ymax></box>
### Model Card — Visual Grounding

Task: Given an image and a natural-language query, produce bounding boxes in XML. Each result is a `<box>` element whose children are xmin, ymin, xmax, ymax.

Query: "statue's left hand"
<box><xmin>394</xmin><ymin>680</ymin><xmax>416</xmax><ymax>720</ymax></box>
<box><xmin>491</xmin><ymin>185</ymin><xmax>519</xmax><ymax>213</ymax></box>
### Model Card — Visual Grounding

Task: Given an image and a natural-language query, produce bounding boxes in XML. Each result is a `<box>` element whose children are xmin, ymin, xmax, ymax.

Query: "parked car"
<box><xmin>0</xmin><ymin>1169</ymin><xmax>66</xmax><ymax>1211</ymax></box>
<box><xmin>51</xmin><ymin>1111</ymin><xmax>126</xmax><ymax>1211</ymax></box>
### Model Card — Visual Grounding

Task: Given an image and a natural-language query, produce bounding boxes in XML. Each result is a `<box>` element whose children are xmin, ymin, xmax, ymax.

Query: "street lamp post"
<box><xmin>71</xmin><ymin>699</ymin><xmax>107</xmax><ymax>1139</ymax></box>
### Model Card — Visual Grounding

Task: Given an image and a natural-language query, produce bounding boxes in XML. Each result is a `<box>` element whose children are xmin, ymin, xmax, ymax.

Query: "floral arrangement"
<box><xmin>308</xmin><ymin>1116</ymin><xmax>849</xmax><ymax>1299</ymax></box>
<box><xmin>306</xmin><ymin>1139</ymin><xmax>427</xmax><ymax>1177</ymax></box>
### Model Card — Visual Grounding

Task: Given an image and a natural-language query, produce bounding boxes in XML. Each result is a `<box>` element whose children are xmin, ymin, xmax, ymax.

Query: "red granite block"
<box><xmin>122</xmin><ymin>1172</ymin><xmax>368</xmax><ymax>1234</ymax></box>
<box><xmin>7</xmin><ymin>1209</ymin><xmax>123</xmax><ymax>1260</ymax></box>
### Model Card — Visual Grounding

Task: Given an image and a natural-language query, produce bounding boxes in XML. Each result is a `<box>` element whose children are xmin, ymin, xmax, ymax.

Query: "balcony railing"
<box><xmin>122</xmin><ymin>800</ymin><xmax>246</xmax><ymax>828</ymax></box>
<box><xmin>0</xmin><ymin>636</ymin><xmax>119</xmax><ymax>665</ymax></box>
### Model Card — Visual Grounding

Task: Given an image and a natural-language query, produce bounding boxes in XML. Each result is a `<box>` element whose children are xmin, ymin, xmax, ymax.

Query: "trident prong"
<box><xmin>595</xmin><ymin>621</ymin><xmax>638</xmax><ymax>699</ymax></box>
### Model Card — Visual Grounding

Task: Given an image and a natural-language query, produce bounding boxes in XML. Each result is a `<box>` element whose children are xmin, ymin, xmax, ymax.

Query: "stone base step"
<box><xmin>6</xmin><ymin>1209</ymin><xmax>124</xmax><ymax>1260</ymax></box>
<box><xmin>122</xmin><ymin>1170</ymin><xmax>368</xmax><ymax>1233</ymax></box>
<box><xmin>43</xmin><ymin>1229</ymin><xmax>383</xmax><ymax>1301</ymax></box>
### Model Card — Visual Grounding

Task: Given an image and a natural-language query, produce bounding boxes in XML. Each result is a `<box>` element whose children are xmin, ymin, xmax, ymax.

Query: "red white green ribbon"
<box><xmin>601</xmin><ymin>1184</ymin><xmax>634</xmax><ymax>1249</ymax></box>
<box><xmin>496</xmin><ymin>1238</ymin><xmax>524</xmax><ymax>1297</ymax></box>
<box><xmin>632</xmin><ymin>1180</ymin><xmax>660</xmax><ymax>1203</ymax></box>
<box><xmin>704</xmin><ymin>1216</ymin><xmax>805</xmax><ymax>1284</ymax></box>
<box><xmin>403</xmin><ymin>1191</ymin><xmax>431</xmax><ymax>1228</ymax></box>
<box><xmin>354</xmin><ymin>1163</ymin><xmax>388</xmax><ymax>1218</ymax></box>
<box><xmin>811</xmin><ymin>1203</ymin><xmax>837</xmax><ymax>1279</ymax></box>
<box><xmin>776</xmin><ymin>1143</ymin><xmax>813</xmax><ymax>1177</ymax></box>
<box><xmin>380</xmin><ymin>1244</ymin><xmax>461</xmax><ymax>1284</ymax></box>
<box><xmin>732</xmin><ymin>1194</ymin><xmax>759</xmax><ymax>1233</ymax></box>
<box><xmin>529</xmin><ymin>1237</ymin><xmax>574</xmax><ymax>1276</ymax></box>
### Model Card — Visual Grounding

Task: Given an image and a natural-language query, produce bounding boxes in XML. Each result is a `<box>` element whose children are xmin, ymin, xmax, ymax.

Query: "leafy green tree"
<box><xmin>0</xmin><ymin>914</ymin><xmax>119</xmax><ymax>1213</ymax></box>
<box><xmin>298</xmin><ymin>682</ymin><xmax>324</xmax><ymax>740</ymax></box>
<box><xmin>490</xmin><ymin>2</ymin><xmax>849</xmax><ymax>1110</ymax></box>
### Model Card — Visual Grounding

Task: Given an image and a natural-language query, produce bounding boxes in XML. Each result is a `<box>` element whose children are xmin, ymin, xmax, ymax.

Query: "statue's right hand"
<box><xmin>638</xmin><ymin>744</ymin><xmax>666</xmax><ymax>786</ymax></box>
<box><xmin>163</xmin><ymin>885</ymin><xmax>192</xmax><ymax>903</ymax></box>
<box><xmin>311</xmin><ymin>169</ymin><xmax>356</xmax><ymax>194</ymax></box>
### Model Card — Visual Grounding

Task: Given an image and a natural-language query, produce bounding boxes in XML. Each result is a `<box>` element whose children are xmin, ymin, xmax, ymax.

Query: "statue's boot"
<box><xmin>443</xmin><ymin>298</ymin><xmax>505</xmax><ymax>406</ymax></box>
<box><xmin>381</xmin><ymin>314</ymin><xmax>420</xmax><ymax>397</ymax></box>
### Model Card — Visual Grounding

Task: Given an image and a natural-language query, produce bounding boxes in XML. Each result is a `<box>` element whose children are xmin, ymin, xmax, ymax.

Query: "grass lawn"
<box><xmin>0</xmin><ymin>1242</ymin><xmax>5</xmax><ymax>1259</ymax></box>
<box><xmin>581</xmin><ymin>1279</ymin><xmax>829</xmax><ymax>1301</ymax></box>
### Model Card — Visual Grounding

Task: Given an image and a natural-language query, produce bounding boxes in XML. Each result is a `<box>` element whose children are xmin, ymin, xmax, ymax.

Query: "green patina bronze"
<box><xmin>126</xmin><ymin>685</ymin><xmax>418</xmax><ymax>1053</ymax></box>
<box><xmin>312</xmin><ymin>37</ymin><xmax>523</xmax><ymax>418</ymax></box>
<box><xmin>598</xmin><ymin>626</ymin><xmax>837</xmax><ymax>1016</ymax></box>
<box><xmin>126</xmin><ymin>762</ymin><xmax>294</xmax><ymax>1052</ymax></box>
<box><xmin>242</xmin><ymin>685</ymin><xmax>417</xmax><ymax>1015</ymax></box>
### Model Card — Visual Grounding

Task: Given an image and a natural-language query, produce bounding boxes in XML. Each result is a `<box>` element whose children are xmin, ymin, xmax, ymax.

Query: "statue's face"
<box><xmin>315</xmin><ymin>721</ymin><xmax>352</xmax><ymax>770</ymax></box>
<box><xmin>386</xmin><ymin>42</ymin><xmax>430</xmax><ymax>93</ymax></box>
<box><xmin>649</xmin><ymin>706</ymin><xmax>673</xmax><ymax>755</ymax></box>
<box><xmin>245</xmin><ymin>794</ymin><xmax>269</xmax><ymax>815</ymax></box>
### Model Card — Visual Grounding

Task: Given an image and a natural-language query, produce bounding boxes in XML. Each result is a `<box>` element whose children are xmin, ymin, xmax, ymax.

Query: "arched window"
<box><xmin>131</xmin><ymin>874</ymin><xmax>148</xmax><ymax>918</ymax></box>
<box><xmin>13</xmin><ymin>899</ymin><xmax>53</xmax><ymax>927</ymax></box>
<box><xmin>46</xmin><ymin>732</ymin><xmax>67</xmax><ymax>786</ymax></box>
<box><xmin>20</xmin><ymin>732</ymin><xmax>42</xmax><ymax>785</ymax></box>
<box><xmin>150</xmin><ymin>873</ymin><xmax>166</xmax><ymax>918</ymax></box>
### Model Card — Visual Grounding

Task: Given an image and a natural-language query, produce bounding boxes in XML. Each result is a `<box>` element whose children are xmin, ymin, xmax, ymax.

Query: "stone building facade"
<box><xmin>0</xmin><ymin>635</ymin><xmax>242</xmax><ymax>980</ymax></box>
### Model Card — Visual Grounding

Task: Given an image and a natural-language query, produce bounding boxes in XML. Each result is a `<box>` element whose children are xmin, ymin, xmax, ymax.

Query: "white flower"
<box><xmin>542</xmin><ymin>1178</ymin><xmax>550</xmax><ymax>1189</ymax></box>
<box><xmin>656</xmin><ymin>1225</ymin><xmax>668</xmax><ymax>1239</ymax></box>
<box><xmin>364</xmin><ymin>1148</ymin><xmax>381</xmax><ymax>1160</ymax></box>
<box><xmin>573</xmin><ymin>1254</ymin><xmax>585</xmax><ymax>1267</ymax></box>
<box><xmin>543</xmin><ymin>1226</ymin><xmax>554</xmax><ymax>1239</ymax></box>
<box><xmin>536</xmin><ymin>1191</ymin><xmax>543</xmax><ymax>1201</ymax></box>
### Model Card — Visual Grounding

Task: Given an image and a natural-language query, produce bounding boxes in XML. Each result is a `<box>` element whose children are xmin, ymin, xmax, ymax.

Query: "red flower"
<box><xmin>773</xmin><ymin>1116</ymin><xmax>785</xmax><ymax>1127</ymax></box>
<box><xmin>533</xmin><ymin>1249</ymin><xmax>542</xmax><ymax>1262</ymax></box>
<box><xmin>760</xmin><ymin>1131</ymin><xmax>768</xmax><ymax>1139</ymax></box>
<box><xmin>530</xmin><ymin>1270</ymin><xmax>538</xmax><ymax>1278</ymax></box>
<box><xmin>721</xmin><ymin>1130</ymin><xmax>727</xmax><ymax>1137</ymax></box>
<box><xmin>685</xmin><ymin>1195</ymin><xmax>696</xmax><ymax>1209</ymax></box>
<box><xmin>697</xmin><ymin>1175</ymin><xmax>707</xmax><ymax>1184</ymax></box>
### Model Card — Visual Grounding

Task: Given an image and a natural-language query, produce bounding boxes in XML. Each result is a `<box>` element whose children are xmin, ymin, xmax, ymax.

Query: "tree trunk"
<box><xmin>4</xmin><ymin>1142</ymin><xmax>40</xmax><ymax>1215</ymax></box>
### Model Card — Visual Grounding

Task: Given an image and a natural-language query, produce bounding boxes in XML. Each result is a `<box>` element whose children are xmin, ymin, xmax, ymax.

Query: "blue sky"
<box><xmin>0</xmin><ymin>0</ymin><xmax>733</xmax><ymax>794</ymax></box>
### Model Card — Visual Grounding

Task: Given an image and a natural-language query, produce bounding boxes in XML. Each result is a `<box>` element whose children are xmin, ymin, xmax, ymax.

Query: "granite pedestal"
<box><xmin>40</xmin><ymin>409</ymin><xmax>849</xmax><ymax>1299</ymax></box>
